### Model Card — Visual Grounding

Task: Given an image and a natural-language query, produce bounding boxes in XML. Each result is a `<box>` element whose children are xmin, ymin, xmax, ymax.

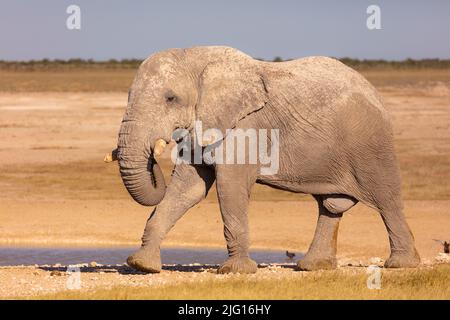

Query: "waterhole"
<box><xmin>0</xmin><ymin>247</ymin><xmax>302</xmax><ymax>266</ymax></box>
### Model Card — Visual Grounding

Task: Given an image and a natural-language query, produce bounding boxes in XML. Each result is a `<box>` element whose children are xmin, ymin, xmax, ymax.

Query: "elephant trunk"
<box><xmin>117</xmin><ymin>119</ymin><xmax>166</xmax><ymax>206</ymax></box>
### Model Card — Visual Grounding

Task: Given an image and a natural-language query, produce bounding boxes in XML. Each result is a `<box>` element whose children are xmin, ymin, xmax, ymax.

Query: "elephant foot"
<box><xmin>218</xmin><ymin>256</ymin><xmax>258</xmax><ymax>274</ymax></box>
<box><xmin>296</xmin><ymin>255</ymin><xmax>337</xmax><ymax>271</ymax></box>
<box><xmin>384</xmin><ymin>249</ymin><xmax>420</xmax><ymax>268</ymax></box>
<box><xmin>126</xmin><ymin>246</ymin><xmax>161</xmax><ymax>273</ymax></box>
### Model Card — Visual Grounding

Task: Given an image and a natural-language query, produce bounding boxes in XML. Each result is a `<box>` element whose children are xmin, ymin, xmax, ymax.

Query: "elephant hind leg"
<box><xmin>297</xmin><ymin>194</ymin><xmax>354</xmax><ymax>271</ymax></box>
<box><xmin>373</xmin><ymin>189</ymin><xmax>420</xmax><ymax>268</ymax></box>
<box><xmin>379</xmin><ymin>204</ymin><xmax>420</xmax><ymax>268</ymax></box>
<box><xmin>352</xmin><ymin>159</ymin><xmax>420</xmax><ymax>268</ymax></box>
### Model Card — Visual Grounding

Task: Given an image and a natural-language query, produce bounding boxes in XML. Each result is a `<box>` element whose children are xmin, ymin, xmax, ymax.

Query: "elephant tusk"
<box><xmin>153</xmin><ymin>139</ymin><xmax>167</xmax><ymax>156</ymax></box>
<box><xmin>200</xmin><ymin>134</ymin><xmax>218</xmax><ymax>147</ymax></box>
<box><xmin>104</xmin><ymin>148</ymin><xmax>118</xmax><ymax>163</ymax></box>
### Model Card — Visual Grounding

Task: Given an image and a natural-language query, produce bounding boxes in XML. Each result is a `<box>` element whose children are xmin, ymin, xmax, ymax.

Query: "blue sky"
<box><xmin>0</xmin><ymin>0</ymin><xmax>449</xmax><ymax>61</ymax></box>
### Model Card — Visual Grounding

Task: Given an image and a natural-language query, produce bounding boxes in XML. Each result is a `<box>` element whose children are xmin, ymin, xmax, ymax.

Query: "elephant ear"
<box><xmin>196</xmin><ymin>61</ymin><xmax>268</xmax><ymax>142</ymax></box>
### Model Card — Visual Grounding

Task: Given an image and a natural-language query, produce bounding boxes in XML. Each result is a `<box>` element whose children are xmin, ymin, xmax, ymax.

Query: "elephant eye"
<box><xmin>165</xmin><ymin>91</ymin><xmax>177</xmax><ymax>104</ymax></box>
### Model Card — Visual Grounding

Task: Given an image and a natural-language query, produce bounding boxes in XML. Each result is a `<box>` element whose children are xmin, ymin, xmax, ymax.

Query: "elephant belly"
<box><xmin>256</xmin><ymin>142</ymin><xmax>348</xmax><ymax>196</ymax></box>
<box><xmin>256</xmin><ymin>178</ymin><xmax>344</xmax><ymax>196</ymax></box>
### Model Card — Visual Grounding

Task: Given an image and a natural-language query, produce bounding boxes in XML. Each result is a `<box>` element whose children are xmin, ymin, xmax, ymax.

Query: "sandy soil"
<box><xmin>0</xmin><ymin>77</ymin><xmax>449</xmax><ymax>298</ymax></box>
<box><xmin>1</xmin><ymin>258</ymin><xmax>449</xmax><ymax>299</ymax></box>
<box><xmin>0</xmin><ymin>263</ymin><xmax>317</xmax><ymax>298</ymax></box>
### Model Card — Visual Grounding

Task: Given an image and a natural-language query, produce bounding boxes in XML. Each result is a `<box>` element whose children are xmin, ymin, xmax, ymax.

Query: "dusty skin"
<box><xmin>0</xmin><ymin>70</ymin><xmax>449</xmax><ymax>298</ymax></box>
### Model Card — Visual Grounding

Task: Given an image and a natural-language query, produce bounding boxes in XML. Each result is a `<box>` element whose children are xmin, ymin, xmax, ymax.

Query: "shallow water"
<box><xmin>0</xmin><ymin>247</ymin><xmax>302</xmax><ymax>266</ymax></box>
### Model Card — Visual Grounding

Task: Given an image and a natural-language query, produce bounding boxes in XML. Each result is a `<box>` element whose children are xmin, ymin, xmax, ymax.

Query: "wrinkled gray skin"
<box><xmin>117</xmin><ymin>46</ymin><xmax>420</xmax><ymax>274</ymax></box>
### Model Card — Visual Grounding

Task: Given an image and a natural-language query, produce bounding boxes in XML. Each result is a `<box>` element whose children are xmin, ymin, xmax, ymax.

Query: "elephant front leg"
<box><xmin>297</xmin><ymin>195</ymin><xmax>344</xmax><ymax>271</ymax></box>
<box><xmin>215</xmin><ymin>165</ymin><xmax>258</xmax><ymax>274</ymax></box>
<box><xmin>127</xmin><ymin>164</ymin><xmax>215</xmax><ymax>273</ymax></box>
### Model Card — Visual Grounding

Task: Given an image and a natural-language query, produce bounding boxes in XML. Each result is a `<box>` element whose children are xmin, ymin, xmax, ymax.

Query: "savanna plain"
<box><xmin>0</xmin><ymin>65</ymin><xmax>449</xmax><ymax>299</ymax></box>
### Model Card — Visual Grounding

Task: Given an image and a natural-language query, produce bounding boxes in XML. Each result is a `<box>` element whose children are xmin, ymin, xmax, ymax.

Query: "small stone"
<box><xmin>435</xmin><ymin>253</ymin><xmax>450</xmax><ymax>263</ymax></box>
<box><xmin>89</xmin><ymin>261</ymin><xmax>98</xmax><ymax>267</ymax></box>
<box><xmin>50</xmin><ymin>270</ymin><xmax>63</xmax><ymax>276</ymax></box>
<box><xmin>346</xmin><ymin>260</ymin><xmax>360</xmax><ymax>267</ymax></box>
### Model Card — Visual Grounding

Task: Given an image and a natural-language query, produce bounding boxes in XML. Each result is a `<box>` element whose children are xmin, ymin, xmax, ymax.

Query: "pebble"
<box><xmin>0</xmin><ymin>260</ymin><xmax>447</xmax><ymax>300</ymax></box>
<box><xmin>435</xmin><ymin>253</ymin><xmax>450</xmax><ymax>263</ymax></box>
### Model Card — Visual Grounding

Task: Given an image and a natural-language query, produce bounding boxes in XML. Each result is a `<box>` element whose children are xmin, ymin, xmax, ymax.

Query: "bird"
<box><xmin>433</xmin><ymin>239</ymin><xmax>450</xmax><ymax>254</ymax></box>
<box><xmin>286</xmin><ymin>250</ymin><xmax>296</xmax><ymax>259</ymax></box>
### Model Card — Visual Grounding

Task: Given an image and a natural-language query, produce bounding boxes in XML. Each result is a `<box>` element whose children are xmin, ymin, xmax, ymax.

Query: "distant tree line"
<box><xmin>338</xmin><ymin>57</ymin><xmax>450</xmax><ymax>70</ymax></box>
<box><xmin>0</xmin><ymin>59</ymin><xmax>142</xmax><ymax>71</ymax></box>
<box><xmin>258</xmin><ymin>57</ymin><xmax>450</xmax><ymax>69</ymax></box>
<box><xmin>1</xmin><ymin>57</ymin><xmax>450</xmax><ymax>71</ymax></box>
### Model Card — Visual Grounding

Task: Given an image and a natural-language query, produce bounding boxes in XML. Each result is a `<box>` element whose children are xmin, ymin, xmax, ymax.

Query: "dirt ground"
<box><xmin>1</xmin><ymin>263</ymin><xmax>449</xmax><ymax>299</ymax></box>
<box><xmin>0</xmin><ymin>70</ymin><xmax>449</xmax><ymax>298</ymax></box>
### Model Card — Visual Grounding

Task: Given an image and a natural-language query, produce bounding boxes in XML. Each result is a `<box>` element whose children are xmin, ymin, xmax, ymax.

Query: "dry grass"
<box><xmin>398</xmin><ymin>154</ymin><xmax>450</xmax><ymax>200</ymax></box>
<box><xmin>35</xmin><ymin>264</ymin><xmax>450</xmax><ymax>300</ymax></box>
<box><xmin>363</xmin><ymin>69</ymin><xmax>450</xmax><ymax>88</ymax></box>
<box><xmin>0</xmin><ymin>161</ymin><xmax>132</xmax><ymax>201</ymax></box>
<box><xmin>1</xmin><ymin>153</ymin><xmax>448</xmax><ymax>202</ymax></box>
<box><xmin>2</xmin><ymin>69</ymin><xmax>450</xmax><ymax>92</ymax></box>
<box><xmin>0</xmin><ymin>160</ymin><xmax>312</xmax><ymax>202</ymax></box>
<box><xmin>0</xmin><ymin>70</ymin><xmax>135</xmax><ymax>92</ymax></box>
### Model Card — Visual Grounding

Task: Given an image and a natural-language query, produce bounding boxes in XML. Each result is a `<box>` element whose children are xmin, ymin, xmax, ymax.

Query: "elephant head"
<box><xmin>117</xmin><ymin>46</ymin><xmax>269</xmax><ymax>206</ymax></box>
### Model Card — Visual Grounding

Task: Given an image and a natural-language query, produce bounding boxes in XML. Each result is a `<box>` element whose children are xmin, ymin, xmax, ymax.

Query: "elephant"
<box><xmin>113</xmin><ymin>46</ymin><xmax>420</xmax><ymax>274</ymax></box>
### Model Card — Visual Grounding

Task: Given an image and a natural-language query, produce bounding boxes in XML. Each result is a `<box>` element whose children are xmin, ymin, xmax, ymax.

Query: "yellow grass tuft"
<box><xmin>35</xmin><ymin>265</ymin><xmax>450</xmax><ymax>300</ymax></box>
